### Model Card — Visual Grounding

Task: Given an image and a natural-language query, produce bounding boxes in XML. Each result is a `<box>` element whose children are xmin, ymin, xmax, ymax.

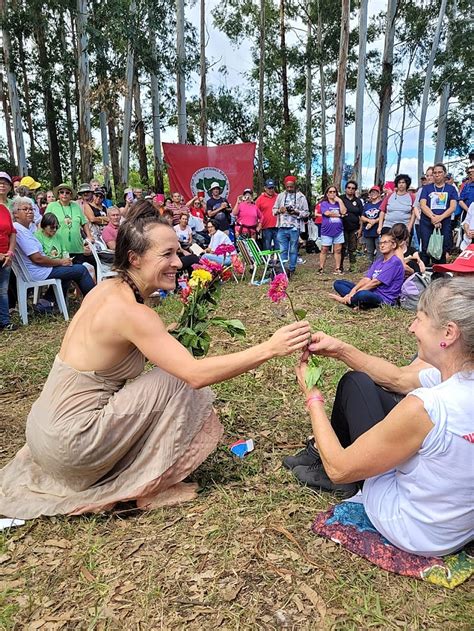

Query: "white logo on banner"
<box><xmin>190</xmin><ymin>167</ymin><xmax>230</xmax><ymax>200</ymax></box>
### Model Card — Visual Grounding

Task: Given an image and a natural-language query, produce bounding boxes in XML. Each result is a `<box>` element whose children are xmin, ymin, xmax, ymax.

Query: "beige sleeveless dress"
<box><xmin>0</xmin><ymin>348</ymin><xmax>223</xmax><ymax>518</ymax></box>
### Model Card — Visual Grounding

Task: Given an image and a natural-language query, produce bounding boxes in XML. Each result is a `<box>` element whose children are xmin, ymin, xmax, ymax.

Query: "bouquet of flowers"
<box><xmin>171</xmin><ymin>257</ymin><xmax>246</xmax><ymax>357</ymax></box>
<box><xmin>268</xmin><ymin>273</ymin><xmax>322</xmax><ymax>389</ymax></box>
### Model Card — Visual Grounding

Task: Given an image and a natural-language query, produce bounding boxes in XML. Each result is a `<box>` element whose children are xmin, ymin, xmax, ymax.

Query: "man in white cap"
<box><xmin>206</xmin><ymin>182</ymin><xmax>231</xmax><ymax>233</ymax></box>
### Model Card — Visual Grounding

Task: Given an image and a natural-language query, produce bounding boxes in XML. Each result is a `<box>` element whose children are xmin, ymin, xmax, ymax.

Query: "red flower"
<box><xmin>231</xmin><ymin>254</ymin><xmax>245</xmax><ymax>275</ymax></box>
<box><xmin>180</xmin><ymin>285</ymin><xmax>192</xmax><ymax>304</ymax></box>
<box><xmin>222</xmin><ymin>269</ymin><xmax>233</xmax><ymax>281</ymax></box>
<box><xmin>268</xmin><ymin>273</ymin><xmax>288</xmax><ymax>303</ymax></box>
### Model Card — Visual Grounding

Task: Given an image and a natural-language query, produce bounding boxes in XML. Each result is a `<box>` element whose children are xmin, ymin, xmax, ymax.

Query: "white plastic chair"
<box><xmin>85</xmin><ymin>239</ymin><xmax>117</xmax><ymax>283</ymax></box>
<box><xmin>11</xmin><ymin>253</ymin><xmax>69</xmax><ymax>325</ymax></box>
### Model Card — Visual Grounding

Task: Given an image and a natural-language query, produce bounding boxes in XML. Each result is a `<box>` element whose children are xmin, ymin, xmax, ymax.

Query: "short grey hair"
<box><xmin>107</xmin><ymin>205</ymin><xmax>120</xmax><ymax>216</ymax></box>
<box><xmin>418</xmin><ymin>277</ymin><xmax>474</xmax><ymax>364</ymax></box>
<box><xmin>12</xmin><ymin>196</ymin><xmax>33</xmax><ymax>216</ymax></box>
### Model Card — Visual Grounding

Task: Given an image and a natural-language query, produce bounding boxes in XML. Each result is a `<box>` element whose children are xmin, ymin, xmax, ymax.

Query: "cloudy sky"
<box><xmin>183</xmin><ymin>0</ymin><xmax>444</xmax><ymax>187</ymax></box>
<box><xmin>1</xmin><ymin>0</ymin><xmax>453</xmax><ymax>186</ymax></box>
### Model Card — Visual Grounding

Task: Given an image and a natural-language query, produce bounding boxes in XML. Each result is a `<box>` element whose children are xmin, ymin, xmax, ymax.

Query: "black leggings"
<box><xmin>331</xmin><ymin>371</ymin><xmax>400</xmax><ymax>448</ymax></box>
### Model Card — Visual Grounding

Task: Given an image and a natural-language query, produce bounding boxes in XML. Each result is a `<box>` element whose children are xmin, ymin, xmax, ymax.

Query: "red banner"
<box><xmin>162</xmin><ymin>142</ymin><xmax>256</xmax><ymax>206</ymax></box>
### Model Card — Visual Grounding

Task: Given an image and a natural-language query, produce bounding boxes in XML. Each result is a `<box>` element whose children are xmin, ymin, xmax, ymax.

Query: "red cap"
<box><xmin>384</xmin><ymin>181</ymin><xmax>395</xmax><ymax>192</ymax></box>
<box><xmin>284</xmin><ymin>175</ymin><xmax>297</xmax><ymax>185</ymax></box>
<box><xmin>369</xmin><ymin>185</ymin><xmax>381</xmax><ymax>192</ymax></box>
<box><xmin>432</xmin><ymin>245</ymin><xmax>474</xmax><ymax>274</ymax></box>
<box><xmin>11</xmin><ymin>176</ymin><xmax>22</xmax><ymax>183</ymax></box>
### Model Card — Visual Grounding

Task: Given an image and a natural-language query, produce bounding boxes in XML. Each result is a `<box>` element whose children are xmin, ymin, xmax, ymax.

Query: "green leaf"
<box><xmin>211</xmin><ymin>317</ymin><xmax>246</xmax><ymax>338</ymax></box>
<box><xmin>305</xmin><ymin>356</ymin><xmax>323</xmax><ymax>390</ymax></box>
<box><xmin>293</xmin><ymin>309</ymin><xmax>307</xmax><ymax>321</ymax></box>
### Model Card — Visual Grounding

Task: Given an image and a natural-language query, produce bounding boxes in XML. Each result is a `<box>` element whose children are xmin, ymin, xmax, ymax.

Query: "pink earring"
<box><xmin>440</xmin><ymin>342</ymin><xmax>447</xmax><ymax>348</ymax></box>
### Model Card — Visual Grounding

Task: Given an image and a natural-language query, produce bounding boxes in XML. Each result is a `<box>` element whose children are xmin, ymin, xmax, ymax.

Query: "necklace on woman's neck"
<box><xmin>121</xmin><ymin>272</ymin><xmax>144</xmax><ymax>304</ymax></box>
<box><xmin>434</xmin><ymin>182</ymin><xmax>445</xmax><ymax>192</ymax></box>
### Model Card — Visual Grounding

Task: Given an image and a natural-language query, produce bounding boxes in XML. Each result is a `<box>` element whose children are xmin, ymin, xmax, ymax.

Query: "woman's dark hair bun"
<box><xmin>114</xmin><ymin>199</ymin><xmax>172</xmax><ymax>274</ymax></box>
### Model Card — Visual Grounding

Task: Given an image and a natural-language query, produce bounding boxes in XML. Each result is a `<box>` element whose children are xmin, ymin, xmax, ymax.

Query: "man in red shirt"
<box><xmin>255</xmin><ymin>179</ymin><xmax>278</xmax><ymax>251</ymax></box>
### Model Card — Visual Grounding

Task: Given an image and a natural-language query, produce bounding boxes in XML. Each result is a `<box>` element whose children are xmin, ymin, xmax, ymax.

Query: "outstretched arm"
<box><xmin>122</xmin><ymin>305</ymin><xmax>311</xmax><ymax>389</ymax></box>
<box><xmin>306</xmin><ymin>331</ymin><xmax>428</xmax><ymax>394</ymax></box>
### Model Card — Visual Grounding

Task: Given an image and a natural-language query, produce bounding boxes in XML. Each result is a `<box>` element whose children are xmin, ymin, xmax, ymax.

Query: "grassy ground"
<box><xmin>0</xmin><ymin>253</ymin><xmax>471</xmax><ymax>630</ymax></box>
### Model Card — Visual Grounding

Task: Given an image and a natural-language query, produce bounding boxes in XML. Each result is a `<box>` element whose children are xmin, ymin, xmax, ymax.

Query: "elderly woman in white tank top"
<box><xmin>288</xmin><ymin>277</ymin><xmax>473</xmax><ymax>557</ymax></box>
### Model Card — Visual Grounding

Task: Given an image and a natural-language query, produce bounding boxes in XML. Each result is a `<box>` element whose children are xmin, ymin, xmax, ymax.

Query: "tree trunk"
<box><xmin>333</xmin><ymin>0</ymin><xmax>350</xmax><ymax>190</ymax></box>
<box><xmin>148</xmin><ymin>6</ymin><xmax>164</xmax><ymax>193</ymax></box>
<box><xmin>317</xmin><ymin>0</ymin><xmax>328</xmax><ymax>191</ymax></box>
<box><xmin>77</xmin><ymin>0</ymin><xmax>93</xmax><ymax>183</ymax></box>
<box><xmin>60</xmin><ymin>17</ymin><xmax>77</xmax><ymax>189</ymax></box>
<box><xmin>121</xmin><ymin>0</ymin><xmax>136</xmax><ymax>187</ymax></box>
<box><xmin>176</xmin><ymin>0</ymin><xmax>187</xmax><ymax>143</ymax></box>
<box><xmin>133</xmin><ymin>72</ymin><xmax>148</xmax><ymax>184</ymax></box>
<box><xmin>1</xmin><ymin>0</ymin><xmax>28</xmax><ymax>175</ymax></box>
<box><xmin>304</xmin><ymin>0</ymin><xmax>312</xmax><ymax>201</ymax></box>
<box><xmin>33</xmin><ymin>23</ymin><xmax>63</xmax><ymax>184</ymax></box>
<box><xmin>0</xmin><ymin>72</ymin><xmax>15</xmax><ymax>166</ymax></box>
<box><xmin>17</xmin><ymin>32</ymin><xmax>36</xmax><ymax>168</ymax></box>
<box><xmin>280</xmin><ymin>0</ymin><xmax>291</xmax><ymax>172</ymax></box>
<box><xmin>99</xmin><ymin>111</ymin><xmax>111</xmax><ymax>192</ymax></box>
<box><xmin>395</xmin><ymin>51</ymin><xmax>416</xmax><ymax>174</ymax></box>
<box><xmin>107</xmin><ymin>109</ymin><xmax>121</xmax><ymax>191</ymax></box>
<box><xmin>417</xmin><ymin>0</ymin><xmax>448</xmax><ymax>179</ymax></box>
<box><xmin>434</xmin><ymin>0</ymin><xmax>456</xmax><ymax>164</ymax></box>
<box><xmin>200</xmin><ymin>0</ymin><xmax>208</xmax><ymax>145</ymax></box>
<box><xmin>257</xmin><ymin>0</ymin><xmax>265</xmax><ymax>190</ymax></box>
<box><xmin>352</xmin><ymin>0</ymin><xmax>368</xmax><ymax>185</ymax></box>
<box><xmin>374</xmin><ymin>0</ymin><xmax>398</xmax><ymax>186</ymax></box>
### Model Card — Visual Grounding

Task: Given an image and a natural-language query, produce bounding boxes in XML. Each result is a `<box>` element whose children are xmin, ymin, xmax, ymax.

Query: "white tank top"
<box><xmin>362</xmin><ymin>368</ymin><xmax>474</xmax><ymax>557</ymax></box>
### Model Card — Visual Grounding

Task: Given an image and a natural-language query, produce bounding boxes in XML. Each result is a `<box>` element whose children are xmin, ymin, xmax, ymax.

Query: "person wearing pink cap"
<box><xmin>0</xmin><ymin>172</ymin><xmax>17</xmax><ymax>331</ymax></box>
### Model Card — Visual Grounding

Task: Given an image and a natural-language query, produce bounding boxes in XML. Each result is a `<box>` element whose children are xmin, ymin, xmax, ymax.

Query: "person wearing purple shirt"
<box><xmin>419</xmin><ymin>162</ymin><xmax>458</xmax><ymax>265</ymax></box>
<box><xmin>318</xmin><ymin>186</ymin><xmax>347</xmax><ymax>274</ymax></box>
<box><xmin>329</xmin><ymin>234</ymin><xmax>404</xmax><ymax>309</ymax></box>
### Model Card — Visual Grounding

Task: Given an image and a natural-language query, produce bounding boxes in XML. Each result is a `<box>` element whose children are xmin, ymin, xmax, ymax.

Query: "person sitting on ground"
<box><xmin>329</xmin><ymin>233</ymin><xmax>404</xmax><ymax>309</ymax></box>
<box><xmin>360</xmin><ymin>185</ymin><xmax>382</xmax><ymax>262</ymax></box>
<box><xmin>166</xmin><ymin>192</ymin><xmax>189</xmax><ymax>226</ymax></box>
<box><xmin>186</xmin><ymin>196</ymin><xmax>206</xmax><ymax>221</ymax></box>
<box><xmin>318</xmin><ymin>185</ymin><xmax>346</xmax><ymax>275</ymax></box>
<box><xmin>0</xmin><ymin>200</ymin><xmax>310</xmax><ymax>518</ymax></box>
<box><xmin>389</xmin><ymin>223</ymin><xmax>425</xmax><ymax>276</ymax></box>
<box><xmin>232</xmin><ymin>189</ymin><xmax>262</xmax><ymax>239</ymax></box>
<box><xmin>101</xmin><ymin>207</ymin><xmax>121</xmax><ymax>250</ymax></box>
<box><xmin>378</xmin><ymin>174</ymin><xmax>415</xmax><ymax>236</ymax></box>
<box><xmin>12</xmin><ymin>199</ymin><xmax>95</xmax><ymax>304</ymax></box>
<box><xmin>201</xmin><ymin>219</ymin><xmax>236</xmax><ymax>265</ymax></box>
<box><xmin>174</xmin><ymin>212</ymin><xmax>193</xmax><ymax>249</ymax></box>
<box><xmin>286</xmin><ymin>277</ymin><xmax>473</xmax><ymax>557</ymax></box>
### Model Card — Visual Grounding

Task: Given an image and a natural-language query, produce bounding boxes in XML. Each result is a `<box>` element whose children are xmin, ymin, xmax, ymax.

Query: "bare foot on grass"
<box><xmin>136</xmin><ymin>482</ymin><xmax>199</xmax><ymax>510</ymax></box>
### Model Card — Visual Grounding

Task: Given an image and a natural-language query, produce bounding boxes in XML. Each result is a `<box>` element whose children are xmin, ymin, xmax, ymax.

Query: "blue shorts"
<box><xmin>321</xmin><ymin>233</ymin><xmax>345</xmax><ymax>246</ymax></box>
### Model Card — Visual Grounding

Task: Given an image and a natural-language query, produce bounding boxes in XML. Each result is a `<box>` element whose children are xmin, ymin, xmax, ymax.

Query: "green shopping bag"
<box><xmin>427</xmin><ymin>227</ymin><xmax>443</xmax><ymax>260</ymax></box>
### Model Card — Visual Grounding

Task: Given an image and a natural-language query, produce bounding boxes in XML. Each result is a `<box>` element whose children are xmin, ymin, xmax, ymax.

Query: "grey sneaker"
<box><xmin>282</xmin><ymin>438</ymin><xmax>321</xmax><ymax>470</ymax></box>
<box><xmin>292</xmin><ymin>462</ymin><xmax>358</xmax><ymax>498</ymax></box>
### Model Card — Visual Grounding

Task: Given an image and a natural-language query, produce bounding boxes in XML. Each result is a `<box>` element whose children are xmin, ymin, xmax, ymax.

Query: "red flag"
<box><xmin>163</xmin><ymin>142</ymin><xmax>256</xmax><ymax>206</ymax></box>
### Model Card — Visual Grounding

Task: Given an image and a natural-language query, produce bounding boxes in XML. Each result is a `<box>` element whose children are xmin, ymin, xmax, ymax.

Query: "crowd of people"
<box><xmin>0</xmin><ymin>163</ymin><xmax>472</xmax><ymax>563</ymax></box>
<box><xmin>1</xmin><ymin>162</ymin><xmax>474</xmax><ymax>331</ymax></box>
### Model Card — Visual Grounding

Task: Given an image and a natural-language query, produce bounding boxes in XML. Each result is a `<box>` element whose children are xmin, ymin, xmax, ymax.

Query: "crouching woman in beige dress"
<box><xmin>0</xmin><ymin>201</ymin><xmax>310</xmax><ymax>519</ymax></box>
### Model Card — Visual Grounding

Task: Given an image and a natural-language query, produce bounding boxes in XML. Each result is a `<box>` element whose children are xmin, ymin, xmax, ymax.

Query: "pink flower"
<box><xmin>214</xmin><ymin>243</ymin><xmax>236</xmax><ymax>256</ymax></box>
<box><xmin>231</xmin><ymin>254</ymin><xmax>245</xmax><ymax>275</ymax></box>
<box><xmin>268</xmin><ymin>273</ymin><xmax>289</xmax><ymax>303</ymax></box>
<box><xmin>194</xmin><ymin>260</ymin><xmax>224</xmax><ymax>275</ymax></box>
